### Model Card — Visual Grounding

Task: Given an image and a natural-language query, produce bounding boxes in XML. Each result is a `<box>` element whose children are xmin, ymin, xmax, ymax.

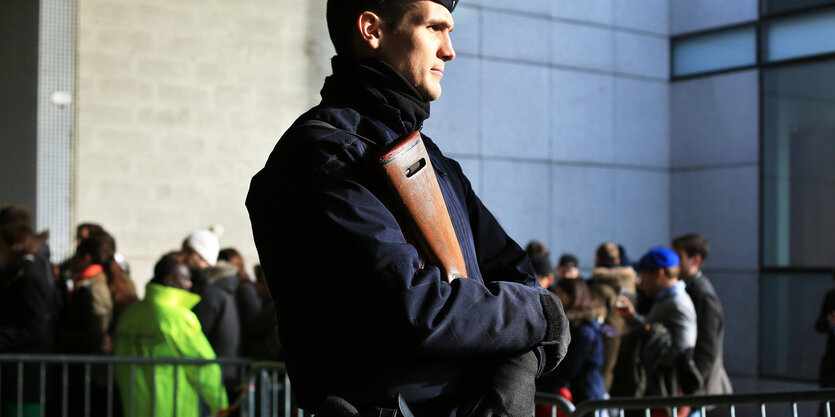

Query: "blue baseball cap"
<box><xmin>634</xmin><ymin>247</ymin><xmax>679</xmax><ymax>272</ymax></box>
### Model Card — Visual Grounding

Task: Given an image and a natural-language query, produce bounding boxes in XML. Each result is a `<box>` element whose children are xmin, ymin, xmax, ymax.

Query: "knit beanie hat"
<box><xmin>183</xmin><ymin>225</ymin><xmax>223</xmax><ymax>267</ymax></box>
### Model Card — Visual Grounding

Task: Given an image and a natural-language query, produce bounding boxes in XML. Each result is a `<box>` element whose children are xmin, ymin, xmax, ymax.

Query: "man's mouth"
<box><xmin>431</xmin><ymin>68</ymin><xmax>444</xmax><ymax>77</ymax></box>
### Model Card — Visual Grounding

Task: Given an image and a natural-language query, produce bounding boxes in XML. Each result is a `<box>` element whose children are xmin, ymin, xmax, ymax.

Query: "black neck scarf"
<box><xmin>320</xmin><ymin>56</ymin><xmax>431</xmax><ymax>133</ymax></box>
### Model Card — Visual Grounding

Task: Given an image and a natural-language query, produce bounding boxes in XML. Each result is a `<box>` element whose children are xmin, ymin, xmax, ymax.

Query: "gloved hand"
<box><xmin>461</xmin><ymin>350</ymin><xmax>539</xmax><ymax>417</ymax></box>
<box><xmin>538</xmin><ymin>291</ymin><xmax>570</xmax><ymax>376</ymax></box>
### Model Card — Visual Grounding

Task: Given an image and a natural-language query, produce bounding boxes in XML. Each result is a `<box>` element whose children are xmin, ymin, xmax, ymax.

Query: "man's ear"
<box><xmin>357</xmin><ymin>11</ymin><xmax>384</xmax><ymax>50</ymax></box>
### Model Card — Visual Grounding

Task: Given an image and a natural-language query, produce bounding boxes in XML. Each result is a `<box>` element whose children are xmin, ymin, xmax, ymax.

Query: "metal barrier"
<box><xmin>0</xmin><ymin>354</ymin><xmax>274</xmax><ymax>417</ymax></box>
<box><xmin>536</xmin><ymin>389</ymin><xmax>835</xmax><ymax>417</ymax></box>
<box><xmin>4</xmin><ymin>355</ymin><xmax>835</xmax><ymax>417</ymax></box>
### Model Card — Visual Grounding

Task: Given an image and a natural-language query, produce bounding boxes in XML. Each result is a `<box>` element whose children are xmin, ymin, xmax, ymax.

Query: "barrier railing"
<box><xmin>0</xmin><ymin>354</ymin><xmax>268</xmax><ymax>417</ymax></box>
<box><xmin>536</xmin><ymin>389</ymin><xmax>835</xmax><ymax>417</ymax></box>
<box><xmin>4</xmin><ymin>355</ymin><xmax>835</xmax><ymax>417</ymax></box>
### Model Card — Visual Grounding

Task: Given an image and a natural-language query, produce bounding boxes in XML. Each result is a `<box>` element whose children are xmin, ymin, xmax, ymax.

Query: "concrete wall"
<box><xmin>76</xmin><ymin>0</ymin><xmax>333</xmax><ymax>293</ymax></box>
<box><xmin>427</xmin><ymin>0</ymin><xmax>672</xmax><ymax>271</ymax></box>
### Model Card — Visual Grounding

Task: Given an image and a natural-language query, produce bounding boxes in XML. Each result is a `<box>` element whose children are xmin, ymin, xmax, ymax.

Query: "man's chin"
<box><xmin>421</xmin><ymin>86</ymin><xmax>443</xmax><ymax>101</ymax></box>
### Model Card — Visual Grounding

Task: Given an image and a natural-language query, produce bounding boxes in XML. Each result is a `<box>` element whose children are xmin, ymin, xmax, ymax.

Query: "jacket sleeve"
<box><xmin>692</xmin><ymin>289</ymin><xmax>723</xmax><ymax>381</ymax></box>
<box><xmin>249</xmin><ymin>134</ymin><xmax>551</xmax><ymax>357</ymax></box>
<box><xmin>192</xmin><ymin>295</ymin><xmax>219</xmax><ymax>342</ymax></box>
<box><xmin>174</xmin><ymin>315</ymin><xmax>229</xmax><ymax>413</ymax></box>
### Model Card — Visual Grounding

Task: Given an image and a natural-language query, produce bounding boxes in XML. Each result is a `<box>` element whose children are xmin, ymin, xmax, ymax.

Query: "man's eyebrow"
<box><xmin>425</xmin><ymin>16</ymin><xmax>454</xmax><ymax>30</ymax></box>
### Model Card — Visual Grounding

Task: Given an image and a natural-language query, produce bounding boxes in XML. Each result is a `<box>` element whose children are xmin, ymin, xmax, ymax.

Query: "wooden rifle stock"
<box><xmin>379</xmin><ymin>132</ymin><xmax>467</xmax><ymax>282</ymax></box>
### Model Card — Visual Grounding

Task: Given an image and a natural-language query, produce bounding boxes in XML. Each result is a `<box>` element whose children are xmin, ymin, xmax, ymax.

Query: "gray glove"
<box><xmin>538</xmin><ymin>291</ymin><xmax>571</xmax><ymax>376</ymax></box>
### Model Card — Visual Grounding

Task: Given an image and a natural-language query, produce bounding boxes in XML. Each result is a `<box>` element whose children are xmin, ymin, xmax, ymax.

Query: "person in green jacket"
<box><xmin>114</xmin><ymin>254</ymin><xmax>229</xmax><ymax>417</ymax></box>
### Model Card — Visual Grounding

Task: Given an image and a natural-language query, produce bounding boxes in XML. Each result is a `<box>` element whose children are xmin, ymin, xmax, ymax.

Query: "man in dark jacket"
<box><xmin>246</xmin><ymin>1</ymin><xmax>569</xmax><ymax>416</ymax></box>
<box><xmin>672</xmin><ymin>234</ymin><xmax>733</xmax><ymax>397</ymax></box>
<box><xmin>182</xmin><ymin>228</ymin><xmax>242</xmax><ymax>402</ymax></box>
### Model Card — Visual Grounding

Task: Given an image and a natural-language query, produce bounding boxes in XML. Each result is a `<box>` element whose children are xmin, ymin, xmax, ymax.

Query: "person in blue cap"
<box><xmin>615</xmin><ymin>247</ymin><xmax>697</xmax><ymax>373</ymax></box>
<box><xmin>246</xmin><ymin>0</ymin><xmax>570</xmax><ymax>416</ymax></box>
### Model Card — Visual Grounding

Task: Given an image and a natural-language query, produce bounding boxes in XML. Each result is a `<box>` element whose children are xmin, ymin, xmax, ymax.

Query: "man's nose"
<box><xmin>439</xmin><ymin>33</ymin><xmax>455</xmax><ymax>62</ymax></box>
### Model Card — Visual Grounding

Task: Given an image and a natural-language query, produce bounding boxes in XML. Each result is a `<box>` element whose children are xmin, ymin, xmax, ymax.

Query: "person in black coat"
<box><xmin>816</xmin><ymin>275</ymin><xmax>835</xmax><ymax>388</ymax></box>
<box><xmin>183</xmin><ymin>229</ymin><xmax>243</xmax><ymax>403</ymax></box>
<box><xmin>0</xmin><ymin>206</ymin><xmax>55</xmax><ymax>415</ymax></box>
<box><xmin>246</xmin><ymin>1</ymin><xmax>570</xmax><ymax>415</ymax></box>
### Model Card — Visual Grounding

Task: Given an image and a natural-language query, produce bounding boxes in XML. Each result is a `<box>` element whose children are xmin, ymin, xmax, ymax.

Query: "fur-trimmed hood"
<box><xmin>590</xmin><ymin>266</ymin><xmax>637</xmax><ymax>293</ymax></box>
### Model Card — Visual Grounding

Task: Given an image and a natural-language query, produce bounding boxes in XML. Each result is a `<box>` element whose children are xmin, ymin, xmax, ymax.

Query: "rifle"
<box><xmin>379</xmin><ymin>131</ymin><xmax>467</xmax><ymax>282</ymax></box>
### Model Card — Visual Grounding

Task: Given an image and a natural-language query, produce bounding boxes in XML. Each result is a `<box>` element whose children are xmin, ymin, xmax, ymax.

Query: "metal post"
<box><xmin>197</xmin><ymin>365</ymin><xmax>203</xmax><ymax>406</ymax></box>
<box><xmin>272</xmin><ymin>370</ymin><xmax>279</xmax><ymax>417</ymax></box>
<box><xmin>40</xmin><ymin>362</ymin><xmax>46</xmax><ymax>417</ymax></box>
<box><xmin>17</xmin><ymin>362</ymin><xmax>23</xmax><ymax>417</ymax></box>
<box><xmin>62</xmin><ymin>363</ymin><xmax>68</xmax><ymax>417</ymax></box>
<box><xmin>129</xmin><ymin>364</ymin><xmax>136</xmax><ymax>417</ymax></box>
<box><xmin>551</xmin><ymin>405</ymin><xmax>556</xmax><ymax>417</ymax></box>
<box><xmin>172</xmin><ymin>364</ymin><xmax>179</xmax><ymax>417</ymax></box>
<box><xmin>107</xmin><ymin>364</ymin><xmax>113</xmax><ymax>417</ymax></box>
<box><xmin>760</xmin><ymin>403</ymin><xmax>766</xmax><ymax>417</ymax></box>
<box><xmin>284</xmin><ymin>372</ymin><xmax>291</xmax><ymax>417</ymax></box>
<box><xmin>672</xmin><ymin>406</ymin><xmax>678</xmax><ymax>417</ymax></box>
<box><xmin>792</xmin><ymin>402</ymin><xmax>798</xmax><ymax>417</ymax></box>
<box><xmin>730</xmin><ymin>404</ymin><xmax>736</xmax><ymax>417</ymax></box>
<box><xmin>827</xmin><ymin>402</ymin><xmax>832</xmax><ymax>417</ymax></box>
<box><xmin>645</xmin><ymin>408</ymin><xmax>651</xmax><ymax>417</ymax></box>
<box><xmin>84</xmin><ymin>363</ymin><xmax>91</xmax><ymax>417</ymax></box>
<box><xmin>150</xmin><ymin>365</ymin><xmax>156</xmax><ymax>417</ymax></box>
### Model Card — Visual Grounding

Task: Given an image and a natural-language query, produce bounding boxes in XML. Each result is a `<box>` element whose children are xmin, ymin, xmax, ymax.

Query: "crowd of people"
<box><xmin>526</xmin><ymin>237</ymin><xmax>733</xmax><ymax>417</ymax></box>
<box><xmin>1</xmin><ymin>200</ymin><xmax>737</xmax><ymax>417</ymax></box>
<box><xmin>0</xmin><ymin>204</ymin><xmax>280</xmax><ymax>417</ymax></box>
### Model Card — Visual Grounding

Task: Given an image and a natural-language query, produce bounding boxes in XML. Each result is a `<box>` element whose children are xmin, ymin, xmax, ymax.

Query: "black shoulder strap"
<box><xmin>298</xmin><ymin>119</ymin><xmax>380</xmax><ymax>149</ymax></box>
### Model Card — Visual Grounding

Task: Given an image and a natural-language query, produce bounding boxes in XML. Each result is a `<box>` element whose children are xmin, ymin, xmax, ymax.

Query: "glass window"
<box><xmin>672</xmin><ymin>26</ymin><xmax>757</xmax><ymax>78</ymax></box>
<box><xmin>762</xmin><ymin>59</ymin><xmax>835</xmax><ymax>268</ymax></box>
<box><xmin>764</xmin><ymin>8</ymin><xmax>835</xmax><ymax>62</ymax></box>
<box><xmin>762</xmin><ymin>0</ymin><xmax>835</xmax><ymax>15</ymax></box>
<box><xmin>760</xmin><ymin>272</ymin><xmax>834</xmax><ymax>381</ymax></box>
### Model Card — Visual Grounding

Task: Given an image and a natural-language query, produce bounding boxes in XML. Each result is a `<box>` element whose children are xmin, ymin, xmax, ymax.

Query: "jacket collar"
<box><xmin>145</xmin><ymin>283</ymin><xmax>201</xmax><ymax>310</ymax></box>
<box><xmin>320</xmin><ymin>56</ymin><xmax>431</xmax><ymax>137</ymax></box>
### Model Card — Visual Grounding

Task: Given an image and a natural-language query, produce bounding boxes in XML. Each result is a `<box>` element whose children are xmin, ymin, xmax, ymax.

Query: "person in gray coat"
<box><xmin>673</xmin><ymin>234</ymin><xmax>733</xmax><ymax>397</ymax></box>
<box><xmin>616</xmin><ymin>247</ymin><xmax>697</xmax><ymax>374</ymax></box>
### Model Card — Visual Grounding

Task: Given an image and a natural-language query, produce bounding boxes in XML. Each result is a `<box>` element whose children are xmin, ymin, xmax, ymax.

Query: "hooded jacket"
<box><xmin>113</xmin><ymin>283</ymin><xmax>228</xmax><ymax>417</ymax></box>
<box><xmin>192</xmin><ymin>260</ymin><xmax>241</xmax><ymax>389</ymax></box>
<box><xmin>246</xmin><ymin>56</ymin><xmax>568</xmax><ymax>415</ymax></box>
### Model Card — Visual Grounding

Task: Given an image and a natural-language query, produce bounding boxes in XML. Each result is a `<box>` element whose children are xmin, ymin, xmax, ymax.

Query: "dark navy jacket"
<box><xmin>247</xmin><ymin>58</ymin><xmax>554</xmax><ymax>415</ymax></box>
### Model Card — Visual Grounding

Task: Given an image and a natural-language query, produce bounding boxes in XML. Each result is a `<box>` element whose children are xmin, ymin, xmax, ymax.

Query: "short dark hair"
<box><xmin>0</xmin><ymin>204</ymin><xmax>34</xmax><ymax>229</ymax></box>
<box><xmin>326</xmin><ymin>0</ymin><xmax>418</xmax><ymax>57</ymax></box>
<box><xmin>525</xmin><ymin>240</ymin><xmax>550</xmax><ymax>257</ymax></box>
<box><xmin>672</xmin><ymin>233</ymin><xmax>709</xmax><ymax>261</ymax></box>
<box><xmin>558</xmin><ymin>253</ymin><xmax>578</xmax><ymax>268</ymax></box>
<box><xmin>555</xmin><ymin>277</ymin><xmax>596</xmax><ymax>313</ymax></box>
<box><xmin>152</xmin><ymin>254</ymin><xmax>184</xmax><ymax>286</ymax></box>
<box><xmin>529</xmin><ymin>254</ymin><xmax>553</xmax><ymax>278</ymax></box>
<box><xmin>76</xmin><ymin>230</ymin><xmax>116</xmax><ymax>267</ymax></box>
<box><xmin>76</xmin><ymin>223</ymin><xmax>104</xmax><ymax>241</ymax></box>
<box><xmin>595</xmin><ymin>242</ymin><xmax>619</xmax><ymax>268</ymax></box>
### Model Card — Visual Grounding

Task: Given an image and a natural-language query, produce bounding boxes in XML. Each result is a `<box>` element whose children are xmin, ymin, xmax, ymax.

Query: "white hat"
<box><xmin>183</xmin><ymin>227</ymin><xmax>222</xmax><ymax>267</ymax></box>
